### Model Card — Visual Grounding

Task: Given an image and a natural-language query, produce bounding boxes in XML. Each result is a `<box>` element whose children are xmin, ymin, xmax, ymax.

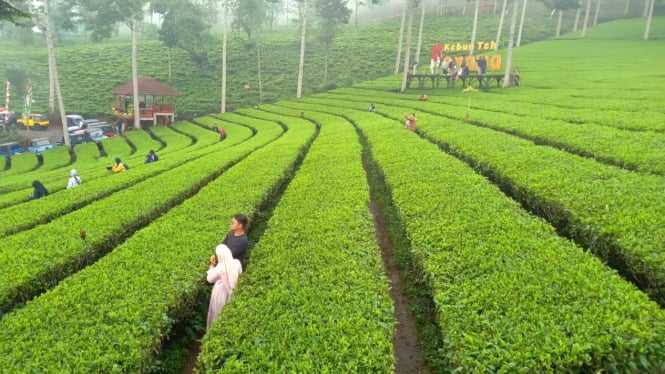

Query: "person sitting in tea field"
<box><xmin>369</xmin><ymin>103</ymin><xmax>376</xmax><ymax>112</ymax></box>
<box><xmin>222</xmin><ymin>213</ymin><xmax>249</xmax><ymax>270</ymax></box>
<box><xmin>145</xmin><ymin>150</ymin><xmax>159</xmax><ymax>164</ymax></box>
<box><xmin>219</xmin><ymin>128</ymin><xmax>227</xmax><ymax>141</ymax></box>
<box><xmin>67</xmin><ymin>169</ymin><xmax>82</xmax><ymax>189</ymax></box>
<box><xmin>107</xmin><ymin>157</ymin><xmax>127</xmax><ymax>173</ymax></box>
<box><xmin>29</xmin><ymin>180</ymin><xmax>48</xmax><ymax>200</ymax></box>
<box><xmin>419</xmin><ymin>94</ymin><xmax>428</xmax><ymax>101</ymax></box>
<box><xmin>206</xmin><ymin>244</ymin><xmax>242</xmax><ymax>329</ymax></box>
<box><xmin>404</xmin><ymin>113</ymin><xmax>417</xmax><ymax>132</ymax></box>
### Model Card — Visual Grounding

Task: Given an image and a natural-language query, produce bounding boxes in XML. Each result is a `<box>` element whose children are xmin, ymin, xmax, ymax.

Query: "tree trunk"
<box><xmin>394</xmin><ymin>5</ymin><xmax>407</xmax><ymax>75</ymax></box>
<box><xmin>167</xmin><ymin>48</ymin><xmax>172</xmax><ymax>79</ymax></box>
<box><xmin>470</xmin><ymin>0</ymin><xmax>480</xmax><ymax>55</ymax></box>
<box><xmin>624</xmin><ymin>0</ymin><xmax>630</xmax><ymax>15</ymax></box>
<box><xmin>44</xmin><ymin>0</ymin><xmax>68</xmax><ymax>146</ymax></box>
<box><xmin>573</xmin><ymin>8</ymin><xmax>580</xmax><ymax>31</ymax></box>
<box><xmin>257</xmin><ymin>35</ymin><xmax>263</xmax><ymax>104</ymax></box>
<box><xmin>355</xmin><ymin>0</ymin><xmax>358</xmax><ymax>27</ymax></box>
<box><xmin>644</xmin><ymin>0</ymin><xmax>654</xmax><ymax>39</ymax></box>
<box><xmin>503</xmin><ymin>0</ymin><xmax>519</xmax><ymax>88</ymax></box>
<box><xmin>516</xmin><ymin>0</ymin><xmax>527</xmax><ymax>46</ymax></box>
<box><xmin>495</xmin><ymin>0</ymin><xmax>507</xmax><ymax>50</ymax></box>
<box><xmin>296</xmin><ymin>0</ymin><xmax>307</xmax><ymax>98</ymax></box>
<box><xmin>131</xmin><ymin>17</ymin><xmax>140</xmax><ymax>130</ymax></box>
<box><xmin>556</xmin><ymin>9</ymin><xmax>563</xmax><ymax>36</ymax></box>
<box><xmin>221</xmin><ymin>3</ymin><xmax>227</xmax><ymax>113</ymax></box>
<box><xmin>48</xmin><ymin>53</ymin><xmax>55</xmax><ymax>113</ymax></box>
<box><xmin>643</xmin><ymin>0</ymin><xmax>649</xmax><ymax>17</ymax></box>
<box><xmin>415</xmin><ymin>1</ymin><xmax>425</xmax><ymax>67</ymax></box>
<box><xmin>400</xmin><ymin>5</ymin><xmax>414</xmax><ymax>92</ymax></box>
<box><xmin>593</xmin><ymin>0</ymin><xmax>600</xmax><ymax>26</ymax></box>
<box><xmin>581</xmin><ymin>0</ymin><xmax>591</xmax><ymax>37</ymax></box>
<box><xmin>323</xmin><ymin>44</ymin><xmax>329</xmax><ymax>82</ymax></box>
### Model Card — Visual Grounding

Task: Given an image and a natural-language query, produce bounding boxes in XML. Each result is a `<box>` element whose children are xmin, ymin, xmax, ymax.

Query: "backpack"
<box><xmin>123</xmin><ymin>163</ymin><xmax>130</xmax><ymax>170</ymax></box>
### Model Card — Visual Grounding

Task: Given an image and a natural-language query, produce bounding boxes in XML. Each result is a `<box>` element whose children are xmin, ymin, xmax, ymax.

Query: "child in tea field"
<box><xmin>206</xmin><ymin>244</ymin><xmax>242</xmax><ymax>329</ymax></box>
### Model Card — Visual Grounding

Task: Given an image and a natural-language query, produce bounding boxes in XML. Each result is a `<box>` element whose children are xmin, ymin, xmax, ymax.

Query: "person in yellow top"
<box><xmin>107</xmin><ymin>157</ymin><xmax>127</xmax><ymax>173</ymax></box>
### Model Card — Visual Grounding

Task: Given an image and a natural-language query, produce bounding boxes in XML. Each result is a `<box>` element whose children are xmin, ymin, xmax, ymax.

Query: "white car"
<box><xmin>66</xmin><ymin>114</ymin><xmax>84</xmax><ymax>132</ymax></box>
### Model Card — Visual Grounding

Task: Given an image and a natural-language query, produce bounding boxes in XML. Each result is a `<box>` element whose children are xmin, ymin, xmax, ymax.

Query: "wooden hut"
<box><xmin>110</xmin><ymin>77</ymin><xmax>181</xmax><ymax>126</ymax></box>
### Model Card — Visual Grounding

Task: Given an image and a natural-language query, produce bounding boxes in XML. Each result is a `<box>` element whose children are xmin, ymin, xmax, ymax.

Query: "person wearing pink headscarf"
<box><xmin>206</xmin><ymin>244</ymin><xmax>243</xmax><ymax>329</ymax></box>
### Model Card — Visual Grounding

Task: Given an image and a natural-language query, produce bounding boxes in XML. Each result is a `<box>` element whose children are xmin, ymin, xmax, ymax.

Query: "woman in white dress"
<box><xmin>206</xmin><ymin>244</ymin><xmax>242</xmax><ymax>329</ymax></box>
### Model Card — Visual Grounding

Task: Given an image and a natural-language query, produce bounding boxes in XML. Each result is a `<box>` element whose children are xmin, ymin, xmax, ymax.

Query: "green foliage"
<box><xmin>0</xmin><ymin>109</ymin><xmax>314</xmax><ymax>372</ymax></box>
<box><xmin>198</xmin><ymin>106</ymin><xmax>395</xmax><ymax>372</ymax></box>
<box><xmin>281</xmin><ymin>98</ymin><xmax>665</xmax><ymax>371</ymax></box>
<box><xmin>0</xmin><ymin>13</ymin><xmax>570</xmax><ymax>115</ymax></box>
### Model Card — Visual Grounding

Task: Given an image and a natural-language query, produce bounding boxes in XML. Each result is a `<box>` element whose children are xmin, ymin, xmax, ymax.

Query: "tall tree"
<box><xmin>70</xmin><ymin>0</ymin><xmax>149</xmax><ymax>130</ymax></box>
<box><xmin>414</xmin><ymin>0</ymin><xmax>425</xmax><ymax>66</ymax></box>
<box><xmin>230</xmin><ymin>0</ymin><xmax>269</xmax><ymax>104</ymax></box>
<box><xmin>592</xmin><ymin>0</ymin><xmax>600</xmax><ymax>26</ymax></box>
<box><xmin>516</xmin><ymin>0</ymin><xmax>527</xmax><ymax>46</ymax></box>
<box><xmin>152</xmin><ymin>0</ymin><xmax>214</xmax><ymax>66</ymax></box>
<box><xmin>0</xmin><ymin>0</ymin><xmax>29</xmax><ymax>24</ymax></box>
<box><xmin>470</xmin><ymin>0</ymin><xmax>480</xmax><ymax>55</ymax></box>
<box><xmin>230</xmin><ymin>0</ymin><xmax>268</xmax><ymax>40</ymax></box>
<box><xmin>394</xmin><ymin>5</ymin><xmax>406</xmax><ymax>75</ymax></box>
<box><xmin>296</xmin><ymin>0</ymin><xmax>307</xmax><ymax>98</ymax></box>
<box><xmin>314</xmin><ymin>0</ymin><xmax>351</xmax><ymax>82</ymax></box>
<box><xmin>221</xmin><ymin>0</ymin><xmax>228</xmax><ymax>112</ymax></box>
<box><xmin>495</xmin><ymin>0</ymin><xmax>507</xmax><ymax>49</ymax></box>
<box><xmin>538</xmin><ymin>0</ymin><xmax>581</xmax><ymax>37</ymax></box>
<box><xmin>581</xmin><ymin>0</ymin><xmax>591</xmax><ymax>37</ymax></box>
<box><xmin>643</xmin><ymin>0</ymin><xmax>658</xmax><ymax>39</ymax></box>
<box><xmin>39</xmin><ymin>0</ymin><xmax>69</xmax><ymax>145</ymax></box>
<box><xmin>503</xmin><ymin>0</ymin><xmax>519</xmax><ymax>87</ymax></box>
<box><xmin>400</xmin><ymin>0</ymin><xmax>418</xmax><ymax>92</ymax></box>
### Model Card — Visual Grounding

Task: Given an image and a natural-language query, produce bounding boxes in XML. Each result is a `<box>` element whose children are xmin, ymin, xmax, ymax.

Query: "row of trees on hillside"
<box><xmin>0</xmin><ymin>0</ymin><xmax>659</xmax><ymax>143</ymax></box>
<box><xmin>1</xmin><ymin>0</ymin><xmax>360</xmax><ymax>143</ymax></box>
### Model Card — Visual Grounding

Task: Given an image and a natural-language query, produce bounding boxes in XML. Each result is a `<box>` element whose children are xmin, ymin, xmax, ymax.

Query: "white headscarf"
<box><xmin>215</xmin><ymin>244</ymin><xmax>242</xmax><ymax>291</ymax></box>
<box><xmin>70</xmin><ymin>169</ymin><xmax>78</xmax><ymax>177</ymax></box>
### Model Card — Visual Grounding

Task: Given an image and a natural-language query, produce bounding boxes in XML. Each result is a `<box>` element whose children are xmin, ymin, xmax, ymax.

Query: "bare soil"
<box><xmin>369</xmin><ymin>198</ymin><xmax>428</xmax><ymax>374</ymax></box>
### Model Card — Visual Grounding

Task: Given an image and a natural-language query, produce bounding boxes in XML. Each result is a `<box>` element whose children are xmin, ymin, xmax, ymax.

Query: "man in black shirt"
<box><xmin>223</xmin><ymin>213</ymin><xmax>249</xmax><ymax>270</ymax></box>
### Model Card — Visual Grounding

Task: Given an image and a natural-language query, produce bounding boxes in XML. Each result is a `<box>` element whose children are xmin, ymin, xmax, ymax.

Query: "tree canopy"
<box><xmin>0</xmin><ymin>0</ymin><xmax>29</xmax><ymax>24</ymax></box>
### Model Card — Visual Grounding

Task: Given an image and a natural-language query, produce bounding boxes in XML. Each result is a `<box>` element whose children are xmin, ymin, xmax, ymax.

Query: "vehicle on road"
<box><xmin>84</xmin><ymin>128</ymin><xmax>108</xmax><ymax>143</ymax></box>
<box><xmin>66</xmin><ymin>114</ymin><xmax>84</xmax><ymax>132</ymax></box>
<box><xmin>80</xmin><ymin>119</ymin><xmax>100</xmax><ymax>130</ymax></box>
<box><xmin>0</xmin><ymin>142</ymin><xmax>25</xmax><ymax>156</ymax></box>
<box><xmin>17</xmin><ymin>114</ymin><xmax>50</xmax><ymax>130</ymax></box>
<box><xmin>57</xmin><ymin>130</ymin><xmax>88</xmax><ymax>147</ymax></box>
<box><xmin>28</xmin><ymin>137</ymin><xmax>54</xmax><ymax>153</ymax></box>
<box><xmin>87</xmin><ymin>122</ymin><xmax>115</xmax><ymax>137</ymax></box>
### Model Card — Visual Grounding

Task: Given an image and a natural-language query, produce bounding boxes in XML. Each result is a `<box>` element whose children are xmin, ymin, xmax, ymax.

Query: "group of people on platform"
<box><xmin>429</xmin><ymin>55</ymin><xmax>487</xmax><ymax>77</ymax></box>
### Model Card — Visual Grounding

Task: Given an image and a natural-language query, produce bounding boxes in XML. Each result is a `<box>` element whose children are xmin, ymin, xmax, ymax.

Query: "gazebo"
<box><xmin>110</xmin><ymin>77</ymin><xmax>181</xmax><ymax>126</ymax></box>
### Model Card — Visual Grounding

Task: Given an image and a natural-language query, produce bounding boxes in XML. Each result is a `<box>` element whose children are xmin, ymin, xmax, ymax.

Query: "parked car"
<box><xmin>57</xmin><ymin>130</ymin><xmax>88</xmax><ymax>147</ymax></box>
<box><xmin>28</xmin><ymin>137</ymin><xmax>54</xmax><ymax>153</ymax></box>
<box><xmin>0</xmin><ymin>142</ymin><xmax>25</xmax><ymax>156</ymax></box>
<box><xmin>80</xmin><ymin>119</ymin><xmax>100</xmax><ymax>130</ymax></box>
<box><xmin>87</xmin><ymin>122</ymin><xmax>115</xmax><ymax>137</ymax></box>
<box><xmin>17</xmin><ymin>114</ymin><xmax>50</xmax><ymax>130</ymax></box>
<box><xmin>84</xmin><ymin>128</ymin><xmax>108</xmax><ymax>143</ymax></box>
<box><xmin>0</xmin><ymin>111</ymin><xmax>16</xmax><ymax>126</ymax></box>
<box><xmin>66</xmin><ymin>114</ymin><xmax>84</xmax><ymax>132</ymax></box>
